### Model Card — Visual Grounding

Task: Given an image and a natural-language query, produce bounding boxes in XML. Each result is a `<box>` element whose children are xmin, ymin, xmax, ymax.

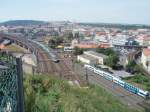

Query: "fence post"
<box><xmin>16</xmin><ymin>58</ymin><xmax>24</xmax><ymax>112</ymax></box>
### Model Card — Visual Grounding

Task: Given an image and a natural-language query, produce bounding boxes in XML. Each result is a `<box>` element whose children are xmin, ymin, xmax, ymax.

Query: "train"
<box><xmin>0</xmin><ymin>39</ymin><xmax>11</xmax><ymax>46</ymax></box>
<box><xmin>28</xmin><ymin>39</ymin><xmax>59</xmax><ymax>63</ymax></box>
<box><xmin>84</xmin><ymin>64</ymin><xmax>149</xmax><ymax>98</ymax></box>
<box><xmin>2</xmin><ymin>39</ymin><xmax>11</xmax><ymax>45</ymax></box>
<box><xmin>64</xmin><ymin>46</ymin><xmax>74</xmax><ymax>52</ymax></box>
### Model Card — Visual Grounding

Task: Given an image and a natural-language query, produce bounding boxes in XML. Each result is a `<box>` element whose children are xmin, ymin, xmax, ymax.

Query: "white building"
<box><xmin>109</xmin><ymin>34</ymin><xmax>129</xmax><ymax>46</ymax></box>
<box><xmin>94</xmin><ymin>35</ymin><xmax>108</xmax><ymax>43</ymax></box>
<box><xmin>77</xmin><ymin>54</ymin><xmax>97</xmax><ymax>64</ymax></box>
<box><xmin>71</xmin><ymin>39</ymin><xmax>79</xmax><ymax>47</ymax></box>
<box><xmin>0</xmin><ymin>26</ymin><xmax>8</xmax><ymax>33</ymax></box>
<box><xmin>84</xmin><ymin>51</ymin><xmax>107</xmax><ymax>65</ymax></box>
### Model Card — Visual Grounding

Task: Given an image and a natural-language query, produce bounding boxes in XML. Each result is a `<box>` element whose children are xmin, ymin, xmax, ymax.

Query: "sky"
<box><xmin>0</xmin><ymin>0</ymin><xmax>150</xmax><ymax>24</ymax></box>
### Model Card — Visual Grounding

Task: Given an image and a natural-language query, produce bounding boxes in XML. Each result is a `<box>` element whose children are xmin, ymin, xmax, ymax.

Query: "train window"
<box><xmin>89</xmin><ymin>67</ymin><xmax>94</xmax><ymax>70</ymax></box>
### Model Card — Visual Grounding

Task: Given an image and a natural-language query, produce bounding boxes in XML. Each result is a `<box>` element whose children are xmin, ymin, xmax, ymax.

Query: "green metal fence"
<box><xmin>0</xmin><ymin>51</ymin><xmax>24</xmax><ymax>112</ymax></box>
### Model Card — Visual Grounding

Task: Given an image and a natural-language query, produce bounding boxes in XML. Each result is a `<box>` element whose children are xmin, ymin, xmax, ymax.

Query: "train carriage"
<box><xmin>94</xmin><ymin>69</ymin><xmax>104</xmax><ymax>76</ymax></box>
<box><xmin>84</xmin><ymin>64</ymin><xmax>149</xmax><ymax>98</ymax></box>
<box><xmin>28</xmin><ymin>39</ymin><xmax>59</xmax><ymax>63</ymax></box>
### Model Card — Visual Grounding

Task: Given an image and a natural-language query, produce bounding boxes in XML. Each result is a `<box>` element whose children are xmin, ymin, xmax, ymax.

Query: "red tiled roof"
<box><xmin>143</xmin><ymin>48</ymin><xmax>150</xmax><ymax>56</ymax></box>
<box><xmin>138</xmin><ymin>36</ymin><xmax>150</xmax><ymax>41</ymax></box>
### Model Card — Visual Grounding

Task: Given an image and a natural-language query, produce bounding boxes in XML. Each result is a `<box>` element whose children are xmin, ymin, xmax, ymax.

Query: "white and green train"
<box><xmin>84</xmin><ymin>64</ymin><xmax>149</xmax><ymax>98</ymax></box>
<box><xmin>29</xmin><ymin>39</ymin><xmax>59</xmax><ymax>63</ymax></box>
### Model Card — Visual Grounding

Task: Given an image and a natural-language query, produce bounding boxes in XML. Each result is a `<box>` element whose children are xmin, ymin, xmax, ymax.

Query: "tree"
<box><xmin>73</xmin><ymin>47</ymin><xmax>83</xmax><ymax>55</ymax></box>
<box><xmin>132</xmin><ymin>41</ymin><xmax>139</xmax><ymax>46</ymax></box>
<box><xmin>74</xmin><ymin>32</ymin><xmax>79</xmax><ymax>39</ymax></box>
<box><xmin>96</xmin><ymin>48</ymin><xmax>115</xmax><ymax>56</ymax></box>
<box><xmin>96</xmin><ymin>48</ymin><xmax>105</xmax><ymax>54</ymax></box>
<box><xmin>125</xmin><ymin>60</ymin><xmax>140</xmax><ymax>73</ymax></box>
<box><xmin>104</xmin><ymin>48</ymin><xmax>115</xmax><ymax>55</ymax></box>
<box><xmin>105</xmin><ymin>55</ymin><xmax>119</xmax><ymax>68</ymax></box>
<box><xmin>67</xmin><ymin>32</ymin><xmax>74</xmax><ymax>41</ymax></box>
<box><xmin>126</xmin><ymin>60</ymin><xmax>136</xmax><ymax>68</ymax></box>
<box><xmin>48</xmin><ymin>37</ymin><xmax>63</xmax><ymax>48</ymax></box>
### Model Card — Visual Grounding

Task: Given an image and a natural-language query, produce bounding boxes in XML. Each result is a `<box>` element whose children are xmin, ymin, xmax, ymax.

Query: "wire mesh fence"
<box><xmin>0</xmin><ymin>51</ymin><xmax>24</xmax><ymax>112</ymax></box>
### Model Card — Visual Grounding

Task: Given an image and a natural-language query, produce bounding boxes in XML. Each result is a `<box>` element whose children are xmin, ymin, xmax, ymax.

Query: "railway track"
<box><xmin>54</xmin><ymin>53</ymin><xmax>85</xmax><ymax>85</ymax></box>
<box><xmin>0</xmin><ymin>34</ymin><xmax>83</xmax><ymax>85</ymax></box>
<box><xmin>89</xmin><ymin>74</ymin><xmax>144</xmax><ymax>110</ymax></box>
<box><xmin>37</xmin><ymin>50</ymin><xmax>49</xmax><ymax>73</ymax></box>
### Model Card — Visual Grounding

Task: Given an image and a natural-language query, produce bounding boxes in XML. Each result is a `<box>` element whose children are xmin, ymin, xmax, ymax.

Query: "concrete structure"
<box><xmin>11</xmin><ymin>53</ymin><xmax>37</xmax><ymax>74</ymax></box>
<box><xmin>84</xmin><ymin>51</ymin><xmax>107</xmax><ymax>65</ymax></box>
<box><xmin>22</xmin><ymin>63</ymin><xmax>35</xmax><ymax>74</ymax></box>
<box><xmin>22</xmin><ymin>54</ymin><xmax>37</xmax><ymax>74</ymax></box>
<box><xmin>22</xmin><ymin>54</ymin><xmax>37</xmax><ymax>66</ymax></box>
<box><xmin>77</xmin><ymin>54</ymin><xmax>97</xmax><ymax>64</ymax></box>
<box><xmin>141</xmin><ymin>48</ymin><xmax>150</xmax><ymax>72</ymax></box>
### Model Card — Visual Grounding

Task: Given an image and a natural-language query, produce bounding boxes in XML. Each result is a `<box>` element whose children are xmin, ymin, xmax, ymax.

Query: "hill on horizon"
<box><xmin>0</xmin><ymin>20</ymin><xmax>47</xmax><ymax>26</ymax></box>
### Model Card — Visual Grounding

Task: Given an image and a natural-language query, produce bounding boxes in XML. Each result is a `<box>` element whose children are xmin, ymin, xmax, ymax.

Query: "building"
<box><xmin>74</xmin><ymin>41</ymin><xmax>99</xmax><ymax>49</ymax></box>
<box><xmin>77</xmin><ymin>54</ymin><xmax>97</xmax><ymax>64</ymax></box>
<box><xmin>98</xmin><ymin>42</ymin><xmax>111</xmax><ymax>48</ymax></box>
<box><xmin>84</xmin><ymin>51</ymin><xmax>107</xmax><ymax>65</ymax></box>
<box><xmin>71</xmin><ymin>39</ymin><xmax>79</xmax><ymax>47</ymax></box>
<box><xmin>0</xmin><ymin>26</ymin><xmax>8</xmax><ymax>33</ymax></box>
<box><xmin>94</xmin><ymin>33</ymin><xmax>108</xmax><ymax>43</ymax></box>
<box><xmin>109</xmin><ymin>34</ymin><xmax>129</xmax><ymax>46</ymax></box>
<box><xmin>141</xmin><ymin>47</ymin><xmax>150</xmax><ymax>72</ymax></box>
<box><xmin>136</xmin><ymin>35</ymin><xmax>150</xmax><ymax>46</ymax></box>
<box><xmin>0</xmin><ymin>44</ymin><xmax>5</xmax><ymax>50</ymax></box>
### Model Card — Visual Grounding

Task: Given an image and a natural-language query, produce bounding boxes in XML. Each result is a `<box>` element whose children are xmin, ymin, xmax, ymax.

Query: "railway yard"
<box><xmin>34</xmin><ymin>43</ymin><xmax>83</xmax><ymax>85</ymax></box>
<box><xmin>0</xmin><ymin>34</ymin><xmax>150</xmax><ymax>111</ymax></box>
<box><xmin>0</xmin><ymin>34</ymin><xmax>83</xmax><ymax>86</ymax></box>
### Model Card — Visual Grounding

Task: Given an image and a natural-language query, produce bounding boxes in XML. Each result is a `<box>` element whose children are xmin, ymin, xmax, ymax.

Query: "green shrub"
<box><xmin>24</xmin><ymin>75</ymin><xmax>140</xmax><ymax>112</ymax></box>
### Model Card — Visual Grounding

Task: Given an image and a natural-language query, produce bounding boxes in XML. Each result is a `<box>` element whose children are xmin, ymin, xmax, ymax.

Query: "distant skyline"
<box><xmin>0</xmin><ymin>0</ymin><xmax>150</xmax><ymax>25</ymax></box>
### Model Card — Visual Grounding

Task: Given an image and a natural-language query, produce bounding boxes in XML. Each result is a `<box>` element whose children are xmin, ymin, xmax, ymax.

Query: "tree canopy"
<box><xmin>105</xmin><ymin>55</ymin><xmax>119</xmax><ymax>68</ymax></box>
<box><xmin>73</xmin><ymin>47</ymin><xmax>84</xmax><ymax>55</ymax></box>
<box><xmin>96</xmin><ymin>48</ymin><xmax>119</xmax><ymax>69</ymax></box>
<box><xmin>96</xmin><ymin>48</ymin><xmax>115</xmax><ymax>56</ymax></box>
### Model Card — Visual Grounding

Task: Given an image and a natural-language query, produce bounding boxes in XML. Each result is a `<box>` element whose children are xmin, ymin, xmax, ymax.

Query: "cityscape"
<box><xmin>0</xmin><ymin>0</ymin><xmax>150</xmax><ymax>112</ymax></box>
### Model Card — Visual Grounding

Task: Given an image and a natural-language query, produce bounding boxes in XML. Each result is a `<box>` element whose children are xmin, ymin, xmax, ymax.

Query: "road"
<box><xmin>74</xmin><ymin>63</ymin><xmax>146</xmax><ymax>111</ymax></box>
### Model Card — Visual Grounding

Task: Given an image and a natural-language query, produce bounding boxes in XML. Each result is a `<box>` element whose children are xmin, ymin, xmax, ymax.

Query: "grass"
<box><xmin>24</xmin><ymin>75</ymin><xmax>140</xmax><ymax>112</ymax></box>
<box><xmin>6</xmin><ymin>44</ymin><xmax>25</xmax><ymax>52</ymax></box>
<box><xmin>123</xmin><ymin>73</ymin><xmax>150</xmax><ymax>91</ymax></box>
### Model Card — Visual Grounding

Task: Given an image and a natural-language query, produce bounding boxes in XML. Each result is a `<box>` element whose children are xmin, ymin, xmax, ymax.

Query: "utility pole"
<box><xmin>36</xmin><ymin>50</ymin><xmax>39</xmax><ymax>74</ymax></box>
<box><xmin>85</xmin><ymin>67</ymin><xmax>89</xmax><ymax>85</ymax></box>
<box><xmin>59</xmin><ymin>71</ymin><xmax>62</xmax><ymax>78</ymax></box>
<box><xmin>71</xmin><ymin>57</ymin><xmax>74</xmax><ymax>71</ymax></box>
